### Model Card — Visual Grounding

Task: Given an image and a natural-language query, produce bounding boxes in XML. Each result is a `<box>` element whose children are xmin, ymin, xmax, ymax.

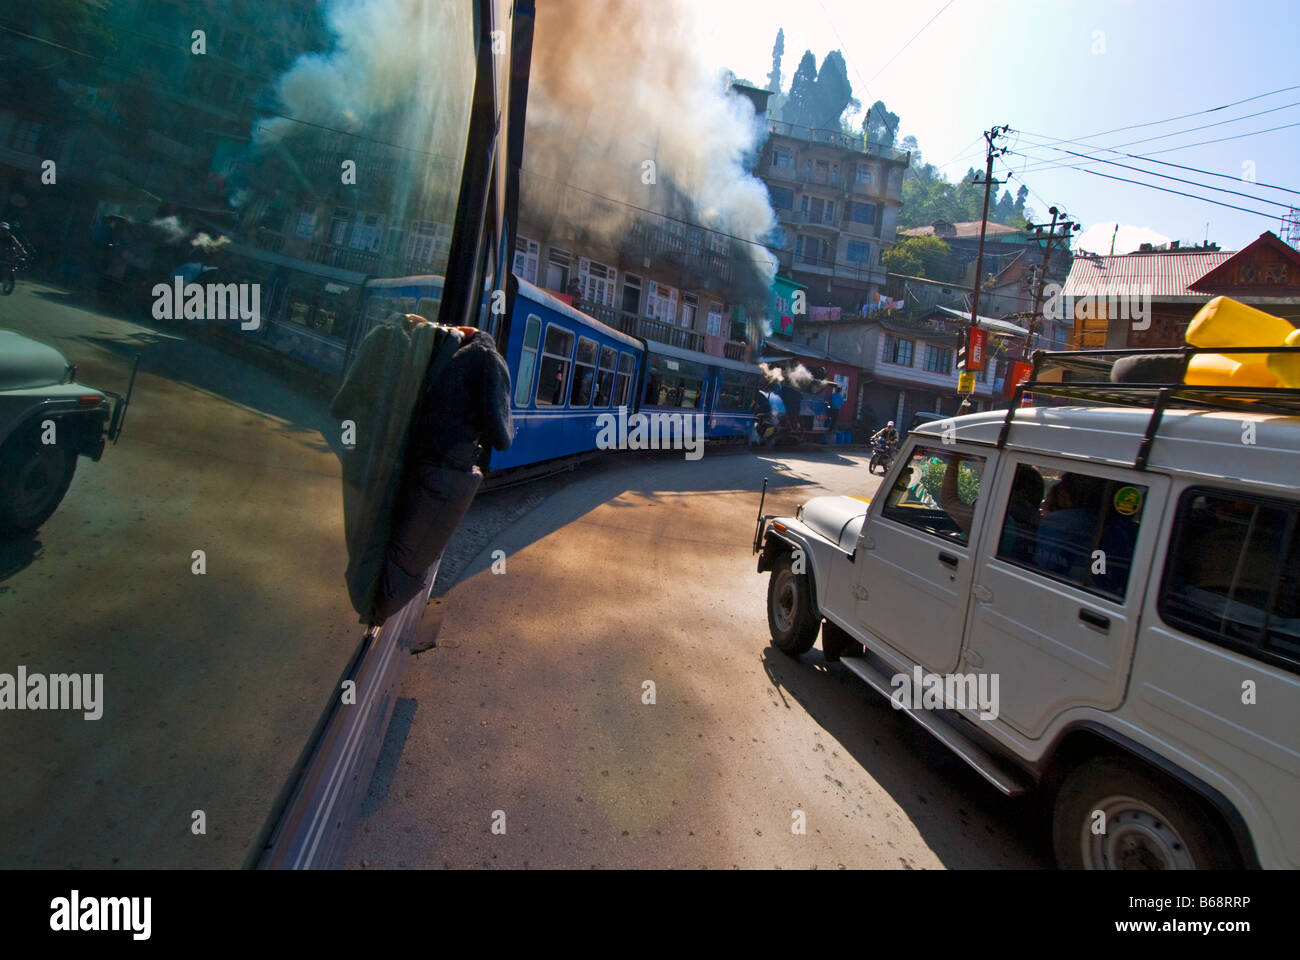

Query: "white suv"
<box><xmin>755</xmin><ymin>350</ymin><xmax>1300</xmax><ymax>869</ymax></box>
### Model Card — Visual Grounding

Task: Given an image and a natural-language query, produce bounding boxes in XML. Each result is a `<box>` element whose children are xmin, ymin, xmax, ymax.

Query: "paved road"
<box><xmin>346</xmin><ymin>448</ymin><xmax>1053</xmax><ymax>869</ymax></box>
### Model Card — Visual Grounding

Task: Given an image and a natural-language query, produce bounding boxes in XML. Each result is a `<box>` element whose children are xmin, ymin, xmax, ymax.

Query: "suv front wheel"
<box><xmin>0</xmin><ymin>432</ymin><xmax>78</xmax><ymax>537</ymax></box>
<box><xmin>1052</xmin><ymin>755</ymin><xmax>1238</xmax><ymax>869</ymax></box>
<box><xmin>767</xmin><ymin>552</ymin><xmax>820</xmax><ymax>657</ymax></box>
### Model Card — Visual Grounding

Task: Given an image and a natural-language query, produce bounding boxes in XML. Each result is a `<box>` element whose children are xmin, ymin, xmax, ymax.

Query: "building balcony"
<box><xmin>576</xmin><ymin>300</ymin><xmax>704</xmax><ymax>354</ymax></box>
<box><xmin>765</xmin><ymin>161</ymin><xmax>799</xmax><ymax>183</ymax></box>
<box><xmin>723</xmin><ymin>340</ymin><xmax>747</xmax><ymax>361</ymax></box>
<box><xmin>795</xmin><ymin>210</ymin><xmax>839</xmax><ymax>230</ymax></box>
<box><xmin>797</xmin><ymin>170</ymin><xmax>848</xmax><ymax>192</ymax></box>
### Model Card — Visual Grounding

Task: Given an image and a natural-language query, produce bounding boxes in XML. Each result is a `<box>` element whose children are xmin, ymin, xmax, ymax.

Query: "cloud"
<box><xmin>1076</xmin><ymin>221</ymin><xmax>1171</xmax><ymax>255</ymax></box>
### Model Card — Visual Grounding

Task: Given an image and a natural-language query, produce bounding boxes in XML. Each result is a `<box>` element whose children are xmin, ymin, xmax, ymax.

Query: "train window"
<box><xmin>644</xmin><ymin>355</ymin><xmax>705</xmax><ymax>409</ymax></box>
<box><xmin>416</xmin><ymin>296</ymin><xmax>441</xmax><ymax>321</ymax></box>
<box><xmin>396</xmin><ymin>297</ymin><xmax>416</xmax><ymax>316</ymax></box>
<box><xmin>716</xmin><ymin>372</ymin><xmax>759</xmax><ymax>412</ymax></box>
<box><xmin>614</xmin><ymin>352</ymin><xmax>635</xmax><ymax>407</ymax></box>
<box><xmin>570</xmin><ymin>337</ymin><xmax>598</xmax><ymax>407</ymax></box>
<box><xmin>535</xmin><ymin>325</ymin><xmax>575</xmax><ymax>406</ymax></box>
<box><xmin>514</xmin><ymin>315</ymin><xmax>541</xmax><ymax>407</ymax></box>
<box><xmin>594</xmin><ymin>346</ymin><xmax>618</xmax><ymax>406</ymax></box>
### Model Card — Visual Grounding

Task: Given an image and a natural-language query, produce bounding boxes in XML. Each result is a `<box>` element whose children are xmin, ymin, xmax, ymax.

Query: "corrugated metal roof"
<box><xmin>1061</xmin><ymin>250</ymin><xmax>1234</xmax><ymax>299</ymax></box>
<box><xmin>900</xmin><ymin>221</ymin><xmax>1023</xmax><ymax>239</ymax></box>
<box><xmin>932</xmin><ymin>305</ymin><xmax>1029</xmax><ymax>337</ymax></box>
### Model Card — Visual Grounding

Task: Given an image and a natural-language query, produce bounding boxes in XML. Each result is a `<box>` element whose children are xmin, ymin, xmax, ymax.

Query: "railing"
<box><xmin>308</xmin><ymin>243</ymin><xmax>383</xmax><ymax>274</ymax></box>
<box><xmin>577</xmin><ymin>300</ymin><xmax>704</xmax><ymax>353</ymax></box>
<box><xmin>768</xmin><ymin>119</ymin><xmax>911</xmax><ymax>163</ymax></box>
<box><xmin>795</xmin><ymin>210</ymin><xmax>838</xmax><ymax>228</ymax></box>
<box><xmin>723</xmin><ymin>341</ymin><xmax>746</xmax><ymax>361</ymax></box>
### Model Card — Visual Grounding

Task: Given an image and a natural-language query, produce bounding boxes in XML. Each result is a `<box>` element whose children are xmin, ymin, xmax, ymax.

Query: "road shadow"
<box><xmin>439</xmin><ymin>448</ymin><xmax>846</xmax><ymax>596</ymax></box>
<box><xmin>759</xmin><ymin>643</ymin><xmax>1054</xmax><ymax>869</ymax></box>
<box><xmin>0</xmin><ymin>533</ymin><xmax>41</xmax><ymax>584</ymax></box>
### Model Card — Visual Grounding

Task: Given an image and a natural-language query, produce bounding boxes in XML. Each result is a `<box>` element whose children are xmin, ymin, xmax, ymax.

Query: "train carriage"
<box><xmin>492</xmin><ymin>279</ymin><xmax>646</xmax><ymax>471</ymax></box>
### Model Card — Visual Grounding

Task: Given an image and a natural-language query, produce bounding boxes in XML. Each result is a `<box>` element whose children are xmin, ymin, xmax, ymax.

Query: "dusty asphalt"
<box><xmin>345</xmin><ymin>447</ymin><xmax>1052</xmax><ymax>869</ymax></box>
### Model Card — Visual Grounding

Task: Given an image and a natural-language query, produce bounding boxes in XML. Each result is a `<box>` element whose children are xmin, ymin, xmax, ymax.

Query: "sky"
<box><xmin>695</xmin><ymin>0</ymin><xmax>1300</xmax><ymax>254</ymax></box>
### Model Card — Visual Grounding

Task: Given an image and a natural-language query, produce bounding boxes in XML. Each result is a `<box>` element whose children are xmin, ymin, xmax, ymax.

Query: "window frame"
<box><xmin>569</xmin><ymin>335</ymin><xmax>599</xmax><ymax>407</ymax></box>
<box><xmin>884</xmin><ymin>335</ymin><xmax>914</xmax><ymax>367</ymax></box>
<box><xmin>878</xmin><ymin>445</ymin><xmax>987</xmax><ymax>547</ymax></box>
<box><xmin>1157</xmin><ymin>486</ymin><xmax>1300</xmax><ymax>674</ymax></box>
<box><xmin>534</xmin><ymin>322</ymin><xmax>575</xmax><ymax>407</ymax></box>
<box><xmin>514</xmin><ymin>313</ymin><xmax>542</xmax><ymax>407</ymax></box>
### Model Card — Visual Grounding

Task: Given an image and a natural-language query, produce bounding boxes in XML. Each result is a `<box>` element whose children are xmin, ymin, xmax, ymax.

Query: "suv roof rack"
<box><xmin>996</xmin><ymin>345</ymin><xmax>1300</xmax><ymax>470</ymax></box>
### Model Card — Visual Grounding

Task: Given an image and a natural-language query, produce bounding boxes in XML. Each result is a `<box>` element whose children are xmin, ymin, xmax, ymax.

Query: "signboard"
<box><xmin>957</xmin><ymin>371</ymin><xmax>976</xmax><ymax>394</ymax></box>
<box><xmin>966</xmin><ymin>326</ymin><xmax>988</xmax><ymax>372</ymax></box>
<box><xmin>1003</xmin><ymin>360</ymin><xmax>1033</xmax><ymax>397</ymax></box>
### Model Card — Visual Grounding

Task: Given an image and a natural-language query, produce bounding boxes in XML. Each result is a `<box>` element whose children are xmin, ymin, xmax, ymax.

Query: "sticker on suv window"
<box><xmin>1114</xmin><ymin>485</ymin><xmax>1143</xmax><ymax>516</ymax></box>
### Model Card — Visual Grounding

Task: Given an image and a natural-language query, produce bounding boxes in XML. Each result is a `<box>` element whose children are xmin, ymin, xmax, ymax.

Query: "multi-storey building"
<box><xmin>756</xmin><ymin>119</ymin><xmax>910</xmax><ymax>314</ymax></box>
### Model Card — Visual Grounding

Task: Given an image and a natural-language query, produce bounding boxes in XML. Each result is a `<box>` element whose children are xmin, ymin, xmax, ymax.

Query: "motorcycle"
<box><xmin>868</xmin><ymin>437</ymin><xmax>895</xmax><ymax>475</ymax></box>
<box><xmin>0</xmin><ymin>252</ymin><xmax>29</xmax><ymax>295</ymax></box>
<box><xmin>0</xmin><ymin>233</ymin><xmax>34</xmax><ymax>295</ymax></box>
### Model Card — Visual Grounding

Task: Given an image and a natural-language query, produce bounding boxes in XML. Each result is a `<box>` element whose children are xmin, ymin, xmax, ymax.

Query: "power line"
<box><xmin>1012</xmin><ymin>129</ymin><xmax>1300</xmax><ymax>197</ymax></box>
<box><xmin>1014</xmin><ymin>98</ymin><xmax>1300</xmax><ymax>171</ymax></box>
<box><xmin>1043</xmin><ymin>164</ymin><xmax>1281</xmax><ymax>220</ymax></box>
<box><xmin>1007</xmin><ymin>145</ymin><xmax>1293</xmax><ymax>210</ymax></box>
<box><xmin>1027</xmin><ymin>82</ymin><xmax>1300</xmax><ymax>147</ymax></box>
<box><xmin>1013</xmin><ymin>120</ymin><xmax>1300</xmax><ymax>175</ymax></box>
<box><xmin>864</xmin><ymin>0</ymin><xmax>958</xmax><ymax>86</ymax></box>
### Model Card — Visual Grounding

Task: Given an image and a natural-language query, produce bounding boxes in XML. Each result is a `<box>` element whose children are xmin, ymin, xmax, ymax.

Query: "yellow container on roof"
<box><xmin>1182</xmin><ymin>296</ymin><xmax>1300</xmax><ymax>388</ymax></box>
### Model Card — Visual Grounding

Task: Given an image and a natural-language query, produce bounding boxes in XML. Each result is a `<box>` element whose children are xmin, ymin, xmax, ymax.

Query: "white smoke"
<box><xmin>190</xmin><ymin>232</ymin><xmax>230</xmax><ymax>252</ymax></box>
<box><xmin>525</xmin><ymin>0</ymin><xmax>777</xmax><ymax>288</ymax></box>
<box><xmin>149</xmin><ymin>215</ymin><xmax>187</xmax><ymax>244</ymax></box>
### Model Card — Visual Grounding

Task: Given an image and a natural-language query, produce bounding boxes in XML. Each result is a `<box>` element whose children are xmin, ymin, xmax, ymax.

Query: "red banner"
<box><xmin>967</xmin><ymin>326</ymin><xmax>988</xmax><ymax>372</ymax></box>
<box><xmin>1003</xmin><ymin>360</ymin><xmax>1033</xmax><ymax>398</ymax></box>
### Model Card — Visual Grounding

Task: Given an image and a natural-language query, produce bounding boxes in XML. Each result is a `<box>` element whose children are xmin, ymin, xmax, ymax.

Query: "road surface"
<box><xmin>345</xmin><ymin>448</ymin><xmax>1052</xmax><ymax>869</ymax></box>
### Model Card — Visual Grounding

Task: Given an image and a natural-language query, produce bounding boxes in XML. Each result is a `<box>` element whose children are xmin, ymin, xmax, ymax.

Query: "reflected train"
<box><xmin>348</xmin><ymin>274</ymin><xmax>764</xmax><ymax>474</ymax></box>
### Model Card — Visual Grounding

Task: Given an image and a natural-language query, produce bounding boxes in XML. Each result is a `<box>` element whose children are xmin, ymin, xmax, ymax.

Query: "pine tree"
<box><xmin>767</xmin><ymin>28</ymin><xmax>785</xmax><ymax>94</ymax></box>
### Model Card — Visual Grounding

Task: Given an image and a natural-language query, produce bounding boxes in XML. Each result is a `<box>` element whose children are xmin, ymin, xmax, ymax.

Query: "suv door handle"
<box><xmin>1079</xmin><ymin>609</ymin><xmax>1110</xmax><ymax>631</ymax></box>
<box><xmin>938</xmin><ymin>552</ymin><xmax>959</xmax><ymax>568</ymax></box>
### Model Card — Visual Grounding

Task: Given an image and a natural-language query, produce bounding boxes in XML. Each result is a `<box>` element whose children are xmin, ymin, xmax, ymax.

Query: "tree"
<box><xmin>993</xmin><ymin>189</ymin><xmax>1016</xmax><ymax>225</ymax></box>
<box><xmin>864</xmin><ymin>100</ymin><xmax>899</xmax><ymax>146</ymax></box>
<box><xmin>784</xmin><ymin>51</ymin><xmax>819</xmax><ymax>127</ymax></box>
<box><xmin>883</xmin><ymin>235</ymin><xmax>951</xmax><ymax>278</ymax></box>
<box><xmin>767</xmin><ymin>28</ymin><xmax>785</xmax><ymax>94</ymax></box>
<box><xmin>810</xmin><ymin>51</ymin><xmax>853</xmax><ymax>130</ymax></box>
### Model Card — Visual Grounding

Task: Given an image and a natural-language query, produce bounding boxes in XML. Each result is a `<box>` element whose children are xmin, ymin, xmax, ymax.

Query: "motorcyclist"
<box><xmin>870</xmin><ymin>420</ymin><xmax>899</xmax><ymax>450</ymax></box>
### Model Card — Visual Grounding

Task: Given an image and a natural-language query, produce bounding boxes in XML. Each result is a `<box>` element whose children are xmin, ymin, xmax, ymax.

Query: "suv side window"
<box><xmin>1160</xmin><ymin>488</ymin><xmax>1300</xmax><ymax>673</ymax></box>
<box><xmin>994</xmin><ymin>463</ymin><xmax>1147</xmax><ymax>601</ymax></box>
<box><xmin>880</xmin><ymin>446</ymin><xmax>986</xmax><ymax>546</ymax></box>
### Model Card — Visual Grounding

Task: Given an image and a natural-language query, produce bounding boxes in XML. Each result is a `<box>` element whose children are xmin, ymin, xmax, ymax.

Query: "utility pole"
<box><xmin>967</xmin><ymin>125</ymin><xmax>1009</xmax><ymax>334</ymax></box>
<box><xmin>1023</xmin><ymin>206</ymin><xmax>1080</xmax><ymax>358</ymax></box>
<box><xmin>957</xmin><ymin>126</ymin><xmax>1008</xmax><ymax>408</ymax></box>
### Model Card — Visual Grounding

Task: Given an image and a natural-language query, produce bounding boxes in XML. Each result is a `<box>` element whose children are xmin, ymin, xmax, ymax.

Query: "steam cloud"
<box><xmin>526</xmin><ymin>0</ymin><xmax>778</xmax><ymax>312</ymax></box>
<box><xmin>249</xmin><ymin>0</ymin><xmax>779</xmax><ymax>326</ymax></box>
<box><xmin>761</xmin><ymin>362</ymin><xmax>839</xmax><ymax>393</ymax></box>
